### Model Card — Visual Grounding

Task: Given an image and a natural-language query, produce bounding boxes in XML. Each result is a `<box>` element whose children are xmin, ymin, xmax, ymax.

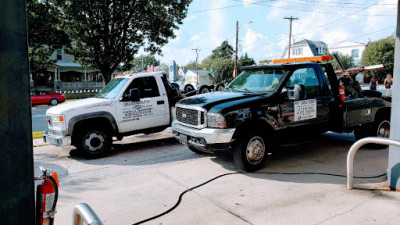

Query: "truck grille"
<box><xmin>176</xmin><ymin>107</ymin><xmax>206</xmax><ymax>127</ymax></box>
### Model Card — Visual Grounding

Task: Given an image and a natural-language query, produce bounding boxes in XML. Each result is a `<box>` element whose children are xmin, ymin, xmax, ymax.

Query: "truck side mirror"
<box><xmin>293</xmin><ymin>84</ymin><xmax>306</xmax><ymax>100</ymax></box>
<box><xmin>123</xmin><ymin>88</ymin><xmax>140</xmax><ymax>102</ymax></box>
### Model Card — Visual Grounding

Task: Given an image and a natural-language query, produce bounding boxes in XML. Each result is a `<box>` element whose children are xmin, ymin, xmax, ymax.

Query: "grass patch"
<box><xmin>33</xmin><ymin>131</ymin><xmax>44</xmax><ymax>139</ymax></box>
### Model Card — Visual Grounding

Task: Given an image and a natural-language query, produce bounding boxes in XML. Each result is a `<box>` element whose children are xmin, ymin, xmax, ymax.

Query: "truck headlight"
<box><xmin>207</xmin><ymin>112</ymin><xmax>226</xmax><ymax>128</ymax></box>
<box><xmin>51</xmin><ymin>115</ymin><xmax>66</xmax><ymax>130</ymax></box>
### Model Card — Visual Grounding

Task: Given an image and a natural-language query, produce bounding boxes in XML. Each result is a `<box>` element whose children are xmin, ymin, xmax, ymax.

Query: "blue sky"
<box><xmin>156</xmin><ymin>0</ymin><xmax>397</xmax><ymax>66</ymax></box>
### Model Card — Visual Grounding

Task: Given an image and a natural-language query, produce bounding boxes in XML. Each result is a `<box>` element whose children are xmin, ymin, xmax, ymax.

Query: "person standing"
<box><xmin>384</xmin><ymin>73</ymin><xmax>393</xmax><ymax>96</ymax></box>
<box><xmin>369</xmin><ymin>75</ymin><xmax>378</xmax><ymax>91</ymax></box>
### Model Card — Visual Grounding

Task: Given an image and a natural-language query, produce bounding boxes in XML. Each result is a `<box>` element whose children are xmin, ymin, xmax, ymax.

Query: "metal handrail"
<box><xmin>347</xmin><ymin>137</ymin><xmax>400</xmax><ymax>190</ymax></box>
<box><xmin>73</xmin><ymin>203</ymin><xmax>103</xmax><ymax>225</ymax></box>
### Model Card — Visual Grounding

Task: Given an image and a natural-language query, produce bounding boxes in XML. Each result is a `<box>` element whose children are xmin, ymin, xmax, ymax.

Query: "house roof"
<box><xmin>291</xmin><ymin>39</ymin><xmax>327</xmax><ymax>56</ymax></box>
<box><xmin>55</xmin><ymin>61</ymin><xmax>83</xmax><ymax>68</ymax></box>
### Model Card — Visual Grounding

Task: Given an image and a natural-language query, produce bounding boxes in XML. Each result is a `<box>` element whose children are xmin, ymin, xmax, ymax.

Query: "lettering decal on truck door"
<box><xmin>294</xmin><ymin>99</ymin><xmax>316</xmax><ymax>121</ymax></box>
<box><xmin>121</xmin><ymin>100</ymin><xmax>154</xmax><ymax>122</ymax></box>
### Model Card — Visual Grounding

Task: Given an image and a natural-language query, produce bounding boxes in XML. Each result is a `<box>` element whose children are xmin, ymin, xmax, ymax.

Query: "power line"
<box><xmin>327</xmin><ymin>26</ymin><xmax>395</xmax><ymax>47</ymax></box>
<box><xmin>190</xmin><ymin>0</ymin><xmax>396</xmax><ymax>16</ymax></box>
<box><xmin>292</xmin><ymin>0</ymin><xmax>383</xmax><ymax>37</ymax></box>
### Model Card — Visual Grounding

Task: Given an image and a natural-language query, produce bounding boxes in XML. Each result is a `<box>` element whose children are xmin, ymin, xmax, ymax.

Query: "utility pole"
<box><xmin>234</xmin><ymin>21</ymin><xmax>252</xmax><ymax>78</ymax></box>
<box><xmin>235</xmin><ymin>21</ymin><xmax>239</xmax><ymax>78</ymax></box>
<box><xmin>192</xmin><ymin>48</ymin><xmax>200</xmax><ymax>85</ymax></box>
<box><xmin>1</xmin><ymin>0</ymin><xmax>35</xmax><ymax>223</ymax></box>
<box><xmin>284</xmin><ymin>16</ymin><xmax>298</xmax><ymax>58</ymax></box>
<box><xmin>388</xmin><ymin>1</ymin><xmax>400</xmax><ymax>190</ymax></box>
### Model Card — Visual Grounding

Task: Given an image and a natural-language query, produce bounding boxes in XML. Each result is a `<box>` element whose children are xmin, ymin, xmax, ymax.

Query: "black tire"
<box><xmin>354</xmin><ymin>116</ymin><xmax>391</xmax><ymax>141</ymax></box>
<box><xmin>233</xmin><ymin>130</ymin><xmax>268</xmax><ymax>172</ymax></box>
<box><xmin>49</xmin><ymin>98</ymin><xmax>58</xmax><ymax>106</ymax></box>
<box><xmin>76</xmin><ymin>127</ymin><xmax>112</xmax><ymax>157</ymax></box>
<box><xmin>354</xmin><ymin>129</ymin><xmax>369</xmax><ymax>141</ymax></box>
<box><xmin>184</xmin><ymin>84</ymin><xmax>195</xmax><ymax>92</ymax></box>
<box><xmin>375</xmin><ymin>118</ymin><xmax>390</xmax><ymax>138</ymax></box>
<box><xmin>214</xmin><ymin>83</ymin><xmax>225</xmax><ymax>91</ymax></box>
<box><xmin>199</xmin><ymin>85</ymin><xmax>210</xmax><ymax>94</ymax></box>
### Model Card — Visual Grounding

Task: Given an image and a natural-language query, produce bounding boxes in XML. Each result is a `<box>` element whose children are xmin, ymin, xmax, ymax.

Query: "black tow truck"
<box><xmin>172</xmin><ymin>56</ymin><xmax>391</xmax><ymax>171</ymax></box>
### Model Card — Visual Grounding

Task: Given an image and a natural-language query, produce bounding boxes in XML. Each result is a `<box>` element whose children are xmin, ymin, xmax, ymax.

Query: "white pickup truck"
<box><xmin>43</xmin><ymin>72</ymin><xmax>181</xmax><ymax>157</ymax></box>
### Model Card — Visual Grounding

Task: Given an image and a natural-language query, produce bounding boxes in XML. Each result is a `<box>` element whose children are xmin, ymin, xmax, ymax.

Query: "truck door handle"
<box><xmin>157</xmin><ymin>100</ymin><xmax>164</xmax><ymax>105</ymax></box>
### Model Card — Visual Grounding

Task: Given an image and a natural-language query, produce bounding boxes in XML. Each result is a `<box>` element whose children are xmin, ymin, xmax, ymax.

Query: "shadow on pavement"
<box><xmin>211</xmin><ymin>132</ymin><xmax>388</xmax><ymax>185</ymax></box>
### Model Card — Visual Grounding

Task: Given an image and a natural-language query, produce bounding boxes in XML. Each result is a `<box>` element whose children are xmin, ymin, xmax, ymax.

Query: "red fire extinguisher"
<box><xmin>35</xmin><ymin>168</ymin><xmax>59</xmax><ymax>225</ymax></box>
<box><xmin>339</xmin><ymin>84</ymin><xmax>346</xmax><ymax>102</ymax></box>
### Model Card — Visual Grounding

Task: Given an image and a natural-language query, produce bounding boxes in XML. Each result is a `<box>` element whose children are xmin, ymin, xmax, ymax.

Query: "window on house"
<box><xmin>351</xmin><ymin>49</ymin><xmax>359</xmax><ymax>58</ymax></box>
<box><xmin>56</xmin><ymin>49</ymin><xmax>62</xmax><ymax>60</ymax></box>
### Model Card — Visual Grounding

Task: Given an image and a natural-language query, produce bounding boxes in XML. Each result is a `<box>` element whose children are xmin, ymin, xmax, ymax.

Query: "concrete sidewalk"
<box><xmin>36</xmin><ymin>133</ymin><xmax>400</xmax><ymax>225</ymax></box>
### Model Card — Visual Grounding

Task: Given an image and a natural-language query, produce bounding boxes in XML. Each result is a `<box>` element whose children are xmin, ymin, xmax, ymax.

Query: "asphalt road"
<box><xmin>32</xmin><ymin>105</ymin><xmax>50</xmax><ymax>132</ymax></box>
<box><xmin>33</xmin><ymin>132</ymin><xmax>399</xmax><ymax>225</ymax></box>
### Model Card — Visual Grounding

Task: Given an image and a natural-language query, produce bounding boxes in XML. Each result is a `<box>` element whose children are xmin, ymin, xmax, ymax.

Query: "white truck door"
<box><xmin>116</xmin><ymin>76</ymin><xmax>169</xmax><ymax>133</ymax></box>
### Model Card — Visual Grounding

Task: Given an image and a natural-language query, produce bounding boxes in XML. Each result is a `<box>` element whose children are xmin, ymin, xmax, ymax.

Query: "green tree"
<box><xmin>324</xmin><ymin>50</ymin><xmax>354</xmax><ymax>71</ymax></box>
<box><xmin>259</xmin><ymin>59</ymin><xmax>272</xmax><ymax>64</ymax></box>
<box><xmin>211</xmin><ymin>40</ymin><xmax>234</xmax><ymax>59</ymax></box>
<box><xmin>120</xmin><ymin>54</ymin><xmax>160</xmax><ymax>73</ymax></box>
<box><xmin>27</xmin><ymin>0</ymin><xmax>70</xmax><ymax>84</ymax></box>
<box><xmin>183</xmin><ymin>60</ymin><xmax>198</xmax><ymax>69</ymax></box>
<box><xmin>51</xmin><ymin>0</ymin><xmax>192</xmax><ymax>83</ymax></box>
<box><xmin>238</xmin><ymin>53</ymin><xmax>256</xmax><ymax>69</ymax></box>
<box><xmin>210</xmin><ymin>58</ymin><xmax>235</xmax><ymax>83</ymax></box>
<box><xmin>361</xmin><ymin>36</ymin><xmax>395</xmax><ymax>80</ymax></box>
<box><xmin>200</xmin><ymin>55</ymin><xmax>213</xmax><ymax>70</ymax></box>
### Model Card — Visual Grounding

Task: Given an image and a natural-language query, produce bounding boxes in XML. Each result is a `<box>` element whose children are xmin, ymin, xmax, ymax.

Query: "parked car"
<box><xmin>31</xmin><ymin>90</ymin><xmax>66</xmax><ymax>106</ymax></box>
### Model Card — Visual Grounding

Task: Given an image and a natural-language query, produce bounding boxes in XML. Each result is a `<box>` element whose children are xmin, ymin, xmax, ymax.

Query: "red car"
<box><xmin>31</xmin><ymin>90</ymin><xmax>66</xmax><ymax>106</ymax></box>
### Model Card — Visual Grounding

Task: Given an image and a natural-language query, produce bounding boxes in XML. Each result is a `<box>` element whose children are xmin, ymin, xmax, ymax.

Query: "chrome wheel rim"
<box><xmin>50</xmin><ymin>99</ymin><xmax>57</xmax><ymax>105</ymax></box>
<box><xmin>201</xmin><ymin>88</ymin><xmax>209</xmax><ymax>93</ymax></box>
<box><xmin>246</xmin><ymin>136</ymin><xmax>265</xmax><ymax>165</ymax></box>
<box><xmin>377</xmin><ymin>120</ymin><xmax>390</xmax><ymax>138</ymax></box>
<box><xmin>84</xmin><ymin>131</ymin><xmax>105</xmax><ymax>152</ymax></box>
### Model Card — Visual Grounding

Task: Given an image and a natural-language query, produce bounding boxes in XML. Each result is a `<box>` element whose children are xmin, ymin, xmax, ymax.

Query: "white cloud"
<box><xmin>189</xmin><ymin>35</ymin><xmax>200</xmax><ymax>44</ymax></box>
<box><xmin>242</xmin><ymin>0</ymin><xmax>256</xmax><ymax>7</ymax></box>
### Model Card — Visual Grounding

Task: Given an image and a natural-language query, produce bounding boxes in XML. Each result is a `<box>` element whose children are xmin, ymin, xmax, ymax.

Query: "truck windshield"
<box><xmin>228</xmin><ymin>69</ymin><xmax>286</xmax><ymax>93</ymax></box>
<box><xmin>97</xmin><ymin>78</ymin><xmax>129</xmax><ymax>99</ymax></box>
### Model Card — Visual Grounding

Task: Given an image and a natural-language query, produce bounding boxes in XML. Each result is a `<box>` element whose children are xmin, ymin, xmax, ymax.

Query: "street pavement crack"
<box><xmin>314</xmin><ymin>194</ymin><xmax>377</xmax><ymax>225</ymax></box>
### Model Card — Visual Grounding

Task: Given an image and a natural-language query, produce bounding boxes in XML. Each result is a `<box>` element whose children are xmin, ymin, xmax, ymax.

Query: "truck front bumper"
<box><xmin>43</xmin><ymin>130</ymin><xmax>71</xmax><ymax>147</ymax></box>
<box><xmin>172</xmin><ymin>120</ymin><xmax>235</xmax><ymax>152</ymax></box>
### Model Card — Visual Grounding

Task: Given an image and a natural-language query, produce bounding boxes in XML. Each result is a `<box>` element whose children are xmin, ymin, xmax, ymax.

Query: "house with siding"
<box><xmin>328</xmin><ymin>41</ymin><xmax>368</xmax><ymax>66</ymax></box>
<box><xmin>33</xmin><ymin>48</ymin><xmax>119</xmax><ymax>91</ymax></box>
<box><xmin>281</xmin><ymin>39</ymin><xmax>328</xmax><ymax>58</ymax></box>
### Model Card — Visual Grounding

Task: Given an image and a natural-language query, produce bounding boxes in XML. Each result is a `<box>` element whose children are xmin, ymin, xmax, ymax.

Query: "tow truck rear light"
<box><xmin>273</xmin><ymin>56</ymin><xmax>331</xmax><ymax>64</ymax></box>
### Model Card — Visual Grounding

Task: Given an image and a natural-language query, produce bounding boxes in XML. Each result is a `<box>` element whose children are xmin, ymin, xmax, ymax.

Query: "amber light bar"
<box><xmin>273</xmin><ymin>56</ymin><xmax>331</xmax><ymax>64</ymax></box>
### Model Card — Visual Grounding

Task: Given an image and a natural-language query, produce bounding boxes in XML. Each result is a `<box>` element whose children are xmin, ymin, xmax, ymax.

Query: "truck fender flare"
<box><xmin>68</xmin><ymin>111</ymin><xmax>119</xmax><ymax>136</ymax></box>
<box><xmin>232</xmin><ymin>118</ymin><xmax>275</xmax><ymax>141</ymax></box>
<box><xmin>374</xmin><ymin>107</ymin><xmax>391</xmax><ymax>122</ymax></box>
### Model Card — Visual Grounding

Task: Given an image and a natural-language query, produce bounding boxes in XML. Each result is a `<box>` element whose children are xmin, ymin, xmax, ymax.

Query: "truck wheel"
<box><xmin>233</xmin><ymin>131</ymin><xmax>268</xmax><ymax>172</ymax></box>
<box><xmin>375</xmin><ymin>118</ymin><xmax>390</xmax><ymax>138</ymax></box>
<box><xmin>354</xmin><ymin>116</ymin><xmax>391</xmax><ymax>141</ymax></box>
<box><xmin>184</xmin><ymin>84</ymin><xmax>195</xmax><ymax>92</ymax></box>
<box><xmin>199</xmin><ymin>85</ymin><xmax>210</xmax><ymax>94</ymax></box>
<box><xmin>76</xmin><ymin>127</ymin><xmax>112</xmax><ymax>157</ymax></box>
<box><xmin>214</xmin><ymin>83</ymin><xmax>225</xmax><ymax>91</ymax></box>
